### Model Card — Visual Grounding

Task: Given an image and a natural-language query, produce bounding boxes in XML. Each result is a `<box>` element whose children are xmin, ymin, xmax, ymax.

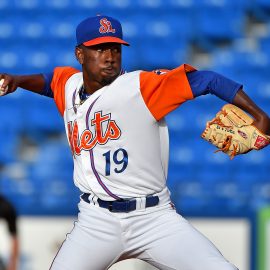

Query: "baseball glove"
<box><xmin>201</xmin><ymin>104</ymin><xmax>270</xmax><ymax>159</ymax></box>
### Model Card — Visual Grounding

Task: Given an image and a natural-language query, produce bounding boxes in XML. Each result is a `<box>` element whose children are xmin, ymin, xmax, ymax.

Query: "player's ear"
<box><xmin>75</xmin><ymin>46</ymin><xmax>84</xmax><ymax>65</ymax></box>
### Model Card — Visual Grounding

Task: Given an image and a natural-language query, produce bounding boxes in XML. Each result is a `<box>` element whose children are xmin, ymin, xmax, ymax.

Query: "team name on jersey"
<box><xmin>67</xmin><ymin>111</ymin><xmax>121</xmax><ymax>156</ymax></box>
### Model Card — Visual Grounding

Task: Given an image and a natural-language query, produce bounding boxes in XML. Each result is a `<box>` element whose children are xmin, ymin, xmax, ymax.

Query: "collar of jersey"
<box><xmin>79</xmin><ymin>86</ymin><xmax>91</xmax><ymax>102</ymax></box>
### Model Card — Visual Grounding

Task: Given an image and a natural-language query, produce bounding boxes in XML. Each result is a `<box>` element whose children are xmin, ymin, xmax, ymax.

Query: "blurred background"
<box><xmin>0</xmin><ymin>0</ymin><xmax>270</xmax><ymax>269</ymax></box>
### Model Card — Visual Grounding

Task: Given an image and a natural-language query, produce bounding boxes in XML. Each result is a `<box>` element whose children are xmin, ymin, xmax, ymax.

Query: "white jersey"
<box><xmin>50</xmin><ymin>64</ymin><xmax>195</xmax><ymax>200</ymax></box>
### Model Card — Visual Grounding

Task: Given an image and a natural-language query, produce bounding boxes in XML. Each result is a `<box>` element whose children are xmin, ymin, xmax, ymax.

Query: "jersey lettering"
<box><xmin>67</xmin><ymin>111</ymin><xmax>121</xmax><ymax>156</ymax></box>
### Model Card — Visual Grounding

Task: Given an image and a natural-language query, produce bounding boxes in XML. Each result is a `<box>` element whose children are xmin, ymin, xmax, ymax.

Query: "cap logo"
<box><xmin>99</xmin><ymin>18</ymin><xmax>116</xmax><ymax>34</ymax></box>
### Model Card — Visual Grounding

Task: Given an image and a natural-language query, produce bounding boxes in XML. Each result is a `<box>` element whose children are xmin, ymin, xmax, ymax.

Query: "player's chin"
<box><xmin>100</xmin><ymin>72</ymin><xmax>119</xmax><ymax>85</ymax></box>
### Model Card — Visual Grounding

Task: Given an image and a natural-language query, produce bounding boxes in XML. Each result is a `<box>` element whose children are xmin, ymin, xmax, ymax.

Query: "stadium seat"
<box><xmin>192</xmin><ymin>0</ymin><xmax>250</xmax><ymax>9</ymax></box>
<box><xmin>193</xmin><ymin>6</ymin><xmax>246</xmax><ymax>51</ymax></box>
<box><xmin>259</xmin><ymin>36</ymin><xmax>270</xmax><ymax>54</ymax></box>
<box><xmin>16</xmin><ymin>91</ymin><xmax>65</xmax><ymax>137</ymax></box>
<box><xmin>0</xmin><ymin>132</ymin><xmax>19</xmax><ymax>164</ymax></box>
<box><xmin>0</xmin><ymin>0</ymin><xmax>8</xmax><ymax>8</ymax></box>
<box><xmin>122</xmin><ymin>45</ymin><xmax>141</xmax><ymax>71</ymax></box>
<box><xmin>141</xmin><ymin>38</ymin><xmax>189</xmax><ymax>69</ymax></box>
<box><xmin>28</xmin><ymin>139</ymin><xmax>73</xmax><ymax>179</ymax></box>
<box><xmin>0</xmin><ymin>21</ymin><xmax>15</xmax><ymax>41</ymax></box>
<box><xmin>101</xmin><ymin>0</ymin><xmax>134</xmax><ymax>11</ymax></box>
<box><xmin>73</xmin><ymin>0</ymin><xmax>100</xmax><ymax>9</ymax></box>
<box><xmin>0</xmin><ymin>173</ymin><xmax>39</xmax><ymax>214</ymax></box>
<box><xmin>43</xmin><ymin>0</ymin><xmax>72</xmax><ymax>10</ymax></box>
<box><xmin>176</xmin><ymin>194</ymin><xmax>207</xmax><ymax>213</ymax></box>
<box><xmin>0</xmin><ymin>95</ymin><xmax>24</xmax><ymax>132</ymax></box>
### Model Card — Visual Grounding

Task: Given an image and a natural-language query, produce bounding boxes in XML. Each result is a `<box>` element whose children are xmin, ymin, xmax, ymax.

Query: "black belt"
<box><xmin>81</xmin><ymin>193</ymin><xmax>159</xmax><ymax>213</ymax></box>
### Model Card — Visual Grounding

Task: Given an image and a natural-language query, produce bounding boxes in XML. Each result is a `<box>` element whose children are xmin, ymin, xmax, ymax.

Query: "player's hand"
<box><xmin>0</xmin><ymin>73</ymin><xmax>19</xmax><ymax>96</ymax></box>
<box><xmin>252</xmin><ymin>115</ymin><xmax>270</xmax><ymax>136</ymax></box>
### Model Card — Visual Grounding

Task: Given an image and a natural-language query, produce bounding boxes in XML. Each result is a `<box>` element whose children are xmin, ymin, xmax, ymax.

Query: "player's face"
<box><xmin>77</xmin><ymin>43</ymin><xmax>122</xmax><ymax>89</ymax></box>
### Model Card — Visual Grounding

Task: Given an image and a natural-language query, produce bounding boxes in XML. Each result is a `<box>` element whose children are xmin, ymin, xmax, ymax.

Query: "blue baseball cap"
<box><xmin>76</xmin><ymin>15</ymin><xmax>129</xmax><ymax>47</ymax></box>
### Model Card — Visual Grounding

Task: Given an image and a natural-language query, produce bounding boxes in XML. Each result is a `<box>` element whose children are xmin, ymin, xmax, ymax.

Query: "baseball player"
<box><xmin>0</xmin><ymin>15</ymin><xmax>269</xmax><ymax>270</ymax></box>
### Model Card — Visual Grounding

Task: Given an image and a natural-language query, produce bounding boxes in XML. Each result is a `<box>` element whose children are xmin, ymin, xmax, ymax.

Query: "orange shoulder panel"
<box><xmin>51</xmin><ymin>66</ymin><xmax>80</xmax><ymax>116</ymax></box>
<box><xmin>140</xmin><ymin>64</ymin><xmax>196</xmax><ymax>121</ymax></box>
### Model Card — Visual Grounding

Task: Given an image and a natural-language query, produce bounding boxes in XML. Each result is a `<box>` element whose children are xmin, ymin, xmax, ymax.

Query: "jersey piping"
<box><xmin>85</xmin><ymin>96</ymin><xmax>121</xmax><ymax>200</ymax></box>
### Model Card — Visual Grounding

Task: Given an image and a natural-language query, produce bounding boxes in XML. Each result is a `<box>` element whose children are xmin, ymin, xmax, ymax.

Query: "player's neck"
<box><xmin>82</xmin><ymin>74</ymin><xmax>108</xmax><ymax>95</ymax></box>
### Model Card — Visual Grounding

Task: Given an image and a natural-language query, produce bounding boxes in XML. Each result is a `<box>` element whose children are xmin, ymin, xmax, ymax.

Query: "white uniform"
<box><xmin>66</xmin><ymin>71</ymin><xmax>168</xmax><ymax>200</ymax></box>
<box><xmin>49</xmin><ymin>65</ymin><xmax>238</xmax><ymax>270</ymax></box>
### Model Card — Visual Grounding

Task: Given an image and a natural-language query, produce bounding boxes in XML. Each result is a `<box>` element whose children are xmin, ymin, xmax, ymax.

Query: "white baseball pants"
<box><xmin>50</xmin><ymin>193</ymin><xmax>238</xmax><ymax>270</ymax></box>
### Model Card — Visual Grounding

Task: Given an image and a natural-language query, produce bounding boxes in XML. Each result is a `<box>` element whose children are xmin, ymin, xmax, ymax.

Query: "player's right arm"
<box><xmin>0</xmin><ymin>67</ymin><xmax>79</xmax><ymax>116</ymax></box>
<box><xmin>0</xmin><ymin>73</ymin><xmax>46</xmax><ymax>95</ymax></box>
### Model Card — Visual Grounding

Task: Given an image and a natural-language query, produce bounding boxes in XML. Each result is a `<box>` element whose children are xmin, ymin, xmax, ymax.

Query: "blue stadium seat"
<box><xmin>0</xmin><ymin>95</ymin><xmax>23</xmax><ymax>132</ymax></box>
<box><xmin>0</xmin><ymin>132</ymin><xmax>19</xmax><ymax>164</ymax></box>
<box><xmin>0</xmin><ymin>173</ymin><xmax>39</xmax><ymax>214</ymax></box>
<box><xmin>43</xmin><ymin>0</ymin><xmax>73</xmax><ymax>10</ymax></box>
<box><xmin>0</xmin><ymin>0</ymin><xmax>8</xmax><ymax>9</ymax></box>
<box><xmin>28</xmin><ymin>140</ymin><xmax>73</xmax><ymax>181</ymax></box>
<box><xmin>18</xmin><ymin>92</ymin><xmax>65</xmax><ymax>138</ymax></box>
<box><xmin>166</xmin><ymin>112</ymin><xmax>186</xmax><ymax>133</ymax></box>
<box><xmin>22</xmin><ymin>22</ymin><xmax>44</xmax><ymax>40</ymax></box>
<box><xmin>46</xmin><ymin>17</ymin><xmax>75</xmax><ymax>41</ymax></box>
<box><xmin>49</xmin><ymin>46</ymin><xmax>80</xmax><ymax>68</ymax></box>
<box><xmin>100</xmin><ymin>0</ymin><xmax>134</xmax><ymax>11</ymax></box>
<box><xmin>257</xmin><ymin>81</ymin><xmax>270</xmax><ymax>102</ymax></box>
<box><xmin>0</xmin><ymin>21</ymin><xmax>15</xmax><ymax>42</ymax></box>
<box><xmin>134</xmin><ymin>0</ymin><xmax>166</xmax><ymax>9</ymax></box>
<box><xmin>142</xmin><ymin>38</ymin><xmax>189</xmax><ymax>68</ymax></box>
<box><xmin>168</xmin><ymin>0</ymin><xmax>194</xmax><ymax>8</ymax></box>
<box><xmin>121</xmin><ymin>19</ymin><xmax>139</xmax><ymax>43</ymax></box>
<box><xmin>211</xmin><ymin>49</ymin><xmax>270</xmax><ymax>85</ymax></box>
<box><xmin>73</xmin><ymin>0</ymin><xmax>100</xmax><ymax>9</ymax></box>
<box><xmin>0</xmin><ymin>96</ymin><xmax>21</xmax><ymax>162</ymax></box>
<box><xmin>168</xmin><ymin>164</ymin><xmax>197</xmax><ymax>184</ymax></box>
<box><xmin>192</xmin><ymin>0</ymin><xmax>250</xmax><ymax>9</ymax></box>
<box><xmin>175</xmin><ymin>194</ymin><xmax>207</xmax><ymax>213</ymax></box>
<box><xmin>122</xmin><ymin>46</ymin><xmax>141</xmax><ymax>71</ymax></box>
<box><xmin>39</xmin><ymin>186</ymin><xmax>80</xmax><ymax>215</ymax></box>
<box><xmin>259</xmin><ymin>36</ymin><xmax>270</xmax><ymax>54</ymax></box>
<box><xmin>13</xmin><ymin>0</ymin><xmax>40</xmax><ymax>10</ymax></box>
<box><xmin>17</xmin><ymin>18</ymin><xmax>46</xmax><ymax>41</ymax></box>
<box><xmin>193</xmin><ymin>6</ymin><xmax>246</xmax><ymax>50</ymax></box>
<box><xmin>122</xmin><ymin>13</ymin><xmax>152</xmax><ymax>41</ymax></box>
<box><xmin>0</xmin><ymin>50</ymin><xmax>19</xmax><ymax>72</ymax></box>
<box><xmin>169</xmin><ymin>145</ymin><xmax>195</xmax><ymax>169</ymax></box>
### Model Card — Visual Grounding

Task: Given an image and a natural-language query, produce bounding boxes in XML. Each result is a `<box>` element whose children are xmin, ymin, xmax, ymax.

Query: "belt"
<box><xmin>81</xmin><ymin>193</ymin><xmax>159</xmax><ymax>213</ymax></box>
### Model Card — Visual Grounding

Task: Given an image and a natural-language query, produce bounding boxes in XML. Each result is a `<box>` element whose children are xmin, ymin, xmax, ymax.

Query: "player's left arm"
<box><xmin>232</xmin><ymin>89</ymin><xmax>270</xmax><ymax>135</ymax></box>
<box><xmin>187</xmin><ymin>70</ymin><xmax>270</xmax><ymax>135</ymax></box>
<box><xmin>140</xmin><ymin>66</ymin><xmax>270</xmax><ymax>134</ymax></box>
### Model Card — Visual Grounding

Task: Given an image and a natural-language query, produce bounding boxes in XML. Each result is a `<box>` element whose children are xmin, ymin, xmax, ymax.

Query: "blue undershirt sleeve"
<box><xmin>41</xmin><ymin>72</ymin><xmax>54</xmax><ymax>98</ymax></box>
<box><xmin>186</xmin><ymin>70</ymin><xmax>242</xmax><ymax>103</ymax></box>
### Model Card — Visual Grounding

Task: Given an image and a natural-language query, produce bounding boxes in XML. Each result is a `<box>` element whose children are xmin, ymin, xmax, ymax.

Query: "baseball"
<box><xmin>0</xmin><ymin>78</ymin><xmax>8</xmax><ymax>96</ymax></box>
